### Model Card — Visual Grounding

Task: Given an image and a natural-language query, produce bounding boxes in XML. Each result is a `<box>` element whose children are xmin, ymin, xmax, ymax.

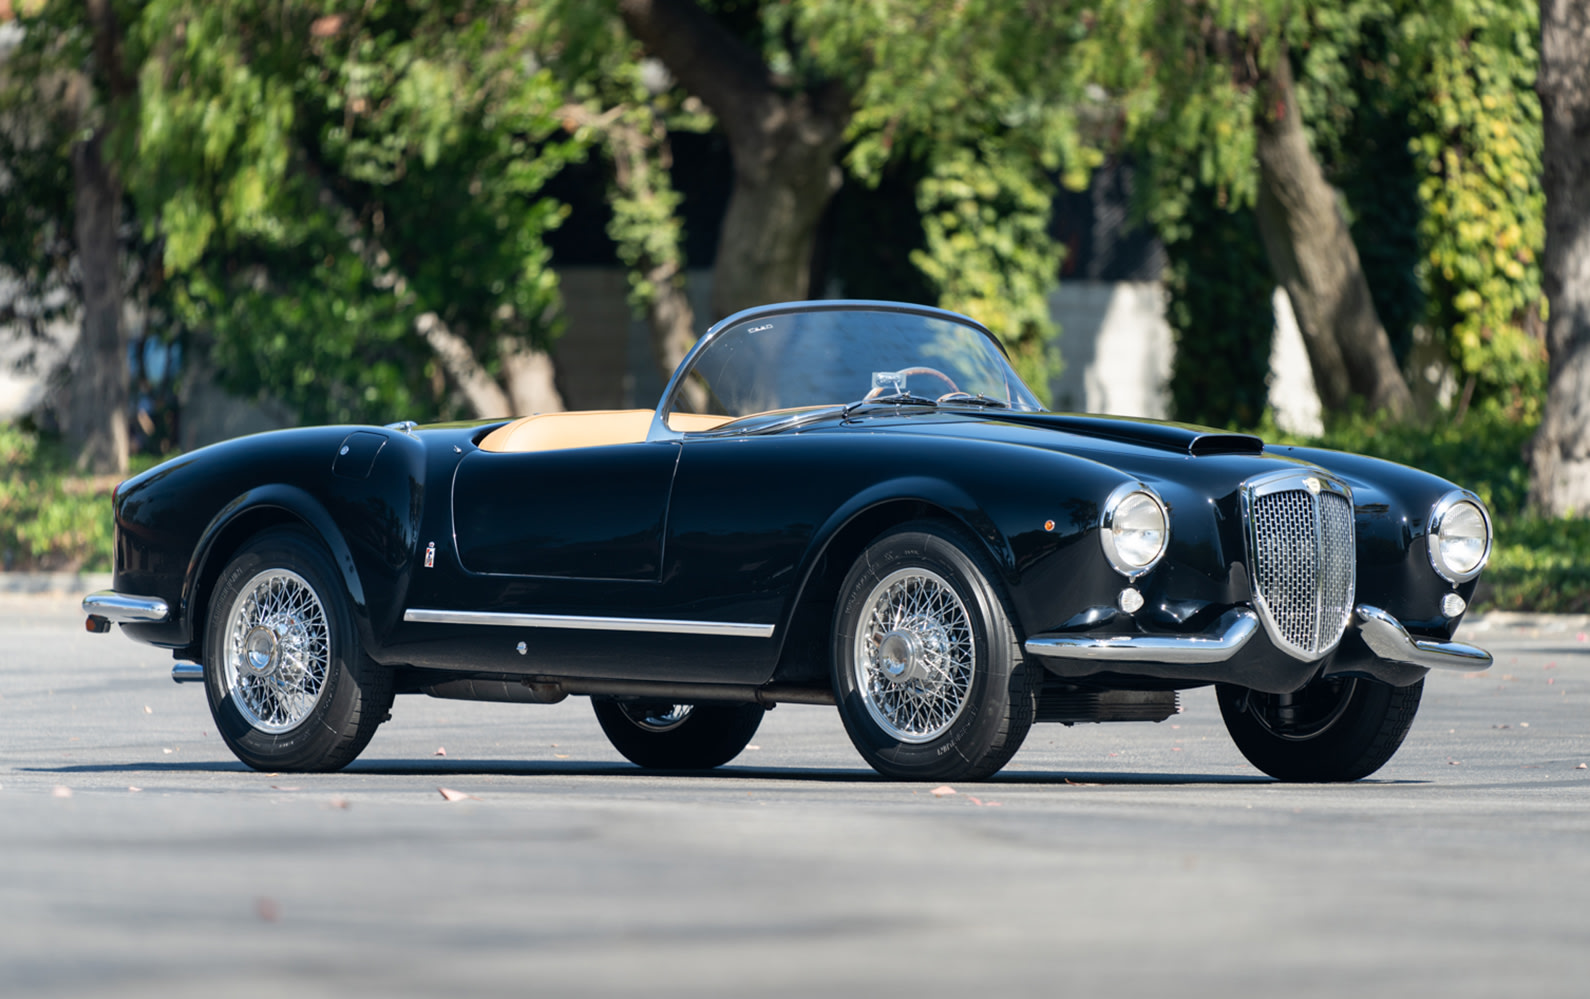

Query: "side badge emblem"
<box><xmin>424</xmin><ymin>542</ymin><xmax>436</xmax><ymax>568</ymax></box>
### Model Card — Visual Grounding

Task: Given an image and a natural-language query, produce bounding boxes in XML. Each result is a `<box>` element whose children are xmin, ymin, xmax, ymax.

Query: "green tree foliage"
<box><xmin>1121</xmin><ymin>0</ymin><xmax>1543</xmax><ymax>427</ymax></box>
<box><xmin>1162</xmin><ymin>190</ymin><xmax>1275</xmax><ymax>428</ymax></box>
<box><xmin>791</xmin><ymin>0</ymin><xmax>1121</xmax><ymax>400</ymax></box>
<box><xmin>127</xmin><ymin>0</ymin><xmax>588</xmax><ymax>424</ymax></box>
<box><xmin>1401</xmin><ymin>0</ymin><xmax>1544</xmax><ymax>419</ymax></box>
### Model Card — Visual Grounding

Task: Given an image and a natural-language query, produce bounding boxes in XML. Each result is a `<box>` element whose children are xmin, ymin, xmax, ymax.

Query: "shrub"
<box><xmin>0</xmin><ymin>423</ymin><xmax>118</xmax><ymax>572</ymax></box>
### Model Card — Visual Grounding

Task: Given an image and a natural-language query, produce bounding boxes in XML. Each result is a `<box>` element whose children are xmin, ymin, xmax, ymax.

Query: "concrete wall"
<box><xmin>1047</xmin><ymin>279</ymin><xmax>1323</xmax><ymax>435</ymax></box>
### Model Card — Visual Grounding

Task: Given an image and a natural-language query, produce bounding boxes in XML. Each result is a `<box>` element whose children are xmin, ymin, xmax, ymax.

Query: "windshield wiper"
<box><xmin>843</xmin><ymin>393</ymin><xmax>942</xmax><ymax>417</ymax></box>
<box><xmin>936</xmin><ymin>393</ymin><xmax>1010</xmax><ymax>409</ymax></box>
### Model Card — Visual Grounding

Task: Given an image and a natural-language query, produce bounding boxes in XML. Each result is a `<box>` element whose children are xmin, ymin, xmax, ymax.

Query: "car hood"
<box><xmin>832</xmin><ymin>408</ymin><xmax>1264</xmax><ymax>460</ymax></box>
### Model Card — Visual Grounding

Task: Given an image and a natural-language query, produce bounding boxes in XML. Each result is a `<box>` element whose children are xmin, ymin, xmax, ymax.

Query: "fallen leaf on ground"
<box><xmin>270</xmin><ymin>786</ymin><xmax>301</xmax><ymax>791</ymax></box>
<box><xmin>434</xmin><ymin>747</ymin><xmax>446</xmax><ymax>757</ymax></box>
<box><xmin>127</xmin><ymin>786</ymin><xmax>142</xmax><ymax>793</ymax></box>
<box><xmin>162</xmin><ymin>748</ymin><xmax>173</xmax><ymax>754</ymax></box>
<box><xmin>52</xmin><ymin>786</ymin><xmax>72</xmax><ymax>798</ymax></box>
<box><xmin>746</xmin><ymin>745</ymin><xmax>761</xmax><ymax>750</ymax></box>
<box><xmin>1064</xmin><ymin>779</ymin><xmax>1101</xmax><ymax>786</ymax></box>
<box><xmin>1448</xmin><ymin>760</ymin><xmax>1462</xmax><ymax>766</ymax></box>
<box><xmin>329</xmin><ymin>797</ymin><xmax>350</xmax><ymax>809</ymax></box>
<box><xmin>143</xmin><ymin>706</ymin><xmax>151</xmax><ymax>714</ymax></box>
<box><xmin>967</xmin><ymin>796</ymin><xmax>1003</xmax><ymax>807</ymax></box>
<box><xmin>438</xmin><ymin>787</ymin><xmax>477</xmax><ymax>802</ymax></box>
<box><xmin>1577</xmin><ymin>764</ymin><xmax>1587</xmax><ymax>770</ymax></box>
<box><xmin>930</xmin><ymin>785</ymin><xmax>956</xmax><ymax>797</ymax></box>
<box><xmin>553</xmin><ymin>754</ymin><xmax>570</xmax><ymax>759</ymax></box>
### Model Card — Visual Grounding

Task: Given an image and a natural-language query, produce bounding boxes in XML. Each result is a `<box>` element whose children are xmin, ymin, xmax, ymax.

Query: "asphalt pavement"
<box><xmin>2</xmin><ymin>592</ymin><xmax>1587</xmax><ymax>998</ymax></box>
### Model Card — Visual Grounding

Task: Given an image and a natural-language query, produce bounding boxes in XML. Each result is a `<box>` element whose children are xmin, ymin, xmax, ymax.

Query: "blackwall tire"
<box><xmin>832</xmin><ymin>521</ymin><xmax>1035</xmax><ymax>781</ymax></box>
<box><xmin>592</xmin><ymin>700</ymin><xmax>766</xmax><ymax>770</ymax></box>
<box><xmin>1216</xmin><ymin>676</ymin><xmax>1423</xmax><ymax>782</ymax></box>
<box><xmin>203</xmin><ymin>527</ymin><xmax>393</xmax><ymax>772</ymax></box>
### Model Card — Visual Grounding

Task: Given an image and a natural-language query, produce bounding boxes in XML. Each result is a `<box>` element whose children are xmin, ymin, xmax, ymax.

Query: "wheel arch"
<box><xmin>182</xmin><ymin>485</ymin><xmax>372</xmax><ymax>659</ymax></box>
<box><xmin>769</xmin><ymin>480</ymin><xmax>1012</xmax><ymax>685</ymax></box>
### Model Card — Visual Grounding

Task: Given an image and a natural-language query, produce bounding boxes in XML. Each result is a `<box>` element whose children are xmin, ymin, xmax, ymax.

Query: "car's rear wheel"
<box><xmin>592</xmin><ymin>699</ymin><xmax>765</xmax><ymax>770</ymax></box>
<box><xmin>204</xmin><ymin>527</ymin><xmax>392</xmax><ymax>772</ymax></box>
<box><xmin>1216</xmin><ymin>676</ymin><xmax>1423</xmax><ymax>781</ymax></box>
<box><xmin>832</xmin><ymin>522</ymin><xmax>1035</xmax><ymax>781</ymax></box>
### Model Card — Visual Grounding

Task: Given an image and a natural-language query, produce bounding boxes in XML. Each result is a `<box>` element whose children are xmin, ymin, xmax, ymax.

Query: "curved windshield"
<box><xmin>664</xmin><ymin>307</ymin><xmax>1042</xmax><ymax>428</ymax></box>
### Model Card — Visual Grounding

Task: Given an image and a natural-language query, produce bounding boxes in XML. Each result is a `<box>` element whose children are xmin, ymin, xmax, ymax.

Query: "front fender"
<box><xmin>183</xmin><ymin>484</ymin><xmax>372</xmax><ymax>651</ymax></box>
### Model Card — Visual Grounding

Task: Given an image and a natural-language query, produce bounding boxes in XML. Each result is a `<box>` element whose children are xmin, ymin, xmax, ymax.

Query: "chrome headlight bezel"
<box><xmin>1427</xmin><ymin>490</ymin><xmax>1492</xmax><ymax>584</ymax></box>
<box><xmin>1100</xmin><ymin>483</ymin><xmax>1169</xmax><ymax>579</ymax></box>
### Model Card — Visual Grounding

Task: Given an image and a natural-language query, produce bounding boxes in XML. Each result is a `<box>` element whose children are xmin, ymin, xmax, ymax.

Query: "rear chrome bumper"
<box><xmin>82</xmin><ymin>590</ymin><xmax>171</xmax><ymax>625</ymax></box>
<box><xmin>1024</xmin><ymin>603</ymin><xmax>1491</xmax><ymax>672</ymax></box>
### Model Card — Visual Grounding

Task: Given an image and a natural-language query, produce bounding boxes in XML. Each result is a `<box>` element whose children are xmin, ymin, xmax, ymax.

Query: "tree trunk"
<box><xmin>499</xmin><ymin>336</ymin><xmax>565</xmax><ymax>415</ymax></box>
<box><xmin>1528</xmin><ymin>0</ymin><xmax>1590</xmax><ymax>516</ymax></box>
<box><xmin>415</xmin><ymin>313</ymin><xmax>514</xmax><ymax>418</ymax></box>
<box><xmin>617</xmin><ymin>0</ymin><xmax>850</xmax><ymax>323</ymax></box>
<box><xmin>64</xmin><ymin>126</ymin><xmax>128</xmax><ymax>475</ymax></box>
<box><xmin>1252</xmin><ymin>56</ymin><xmax>1413</xmax><ymax>420</ymax></box>
<box><xmin>59</xmin><ymin>0</ymin><xmax>134</xmax><ymax>475</ymax></box>
<box><xmin>710</xmin><ymin>93</ymin><xmax>848</xmax><ymax>320</ymax></box>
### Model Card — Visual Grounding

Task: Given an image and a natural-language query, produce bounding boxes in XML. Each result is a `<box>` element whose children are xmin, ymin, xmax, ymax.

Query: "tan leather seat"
<box><xmin>478</xmin><ymin>410</ymin><xmax>732</xmax><ymax>453</ymax></box>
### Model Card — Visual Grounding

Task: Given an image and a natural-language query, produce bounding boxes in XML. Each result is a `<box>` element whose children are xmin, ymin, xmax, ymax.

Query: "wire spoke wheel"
<box><xmin>832</xmin><ymin>522</ymin><xmax>1034</xmax><ymax>782</ymax></box>
<box><xmin>221</xmin><ymin>569</ymin><xmax>332</xmax><ymax>734</ymax></box>
<box><xmin>853</xmin><ymin>568</ymin><xmax>975</xmax><ymax>744</ymax></box>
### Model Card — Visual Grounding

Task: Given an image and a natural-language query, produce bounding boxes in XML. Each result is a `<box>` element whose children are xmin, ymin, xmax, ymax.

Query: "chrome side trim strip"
<box><xmin>1023</xmin><ymin>608</ymin><xmax>1260</xmax><ymax>664</ymax></box>
<box><xmin>171</xmin><ymin>663</ymin><xmax>205</xmax><ymax>684</ymax></box>
<box><xmin>403</xmin><ymin>608</ymin><xmax>776</xmax><ymax>639</ymax></box>
<box><xmin>82</xmin><ymin>590</ymin><xmax>171</xmax><ymax>624</ymax></box>
<box><xmin>1354</xmin><ymin>604</ymin><xmax>1492</xmax><ymax>671</ymax></box>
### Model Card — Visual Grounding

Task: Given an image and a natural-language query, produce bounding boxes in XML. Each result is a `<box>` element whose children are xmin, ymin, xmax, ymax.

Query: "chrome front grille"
<box><xmin>1244</xmin><ymin>470</ymin><xmax>1356</xmax><ymax>660</ymax></box>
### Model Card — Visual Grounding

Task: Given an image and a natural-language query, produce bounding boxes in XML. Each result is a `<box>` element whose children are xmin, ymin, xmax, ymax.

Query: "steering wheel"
<box><xmin>863</xmin><ymin>366</ymin><xmax>961</xmax><ymax>401</ymax></box>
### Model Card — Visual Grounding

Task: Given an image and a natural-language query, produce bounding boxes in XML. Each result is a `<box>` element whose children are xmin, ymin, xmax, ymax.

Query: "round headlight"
<box><xmin>1101</xmin><ymin>486</ymin><xmax>1168</xmax><ymax>577</ymax></box>
<box><xmin>1429</xmin><ymin>493</ymin><xmax>1491</xmax><ymax>583</ymax></box>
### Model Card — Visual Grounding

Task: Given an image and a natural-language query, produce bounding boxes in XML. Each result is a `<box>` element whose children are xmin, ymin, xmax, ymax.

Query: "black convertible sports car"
<box><xmin>85</xmin><ymin>300</ymin><xmax>1494</xmax><ymax>782</ymax></box>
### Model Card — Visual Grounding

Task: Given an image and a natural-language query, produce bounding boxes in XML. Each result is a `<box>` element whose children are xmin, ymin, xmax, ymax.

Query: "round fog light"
<box><xmin>1441</xmin><ymin>593</ymin><xmax>1467</xmax><ymax>619</ymax></box>
<box><xmin>1118</xmin><ymin>588</ymin><xmax>1145</xmax><ymax>614</ymax></box>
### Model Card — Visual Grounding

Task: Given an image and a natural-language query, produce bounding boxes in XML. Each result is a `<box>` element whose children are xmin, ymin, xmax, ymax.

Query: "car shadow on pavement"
<box><xmin>15</xmin><ymin>758</ymin><xmax>1432</xmax><ymax>785</ymax></box>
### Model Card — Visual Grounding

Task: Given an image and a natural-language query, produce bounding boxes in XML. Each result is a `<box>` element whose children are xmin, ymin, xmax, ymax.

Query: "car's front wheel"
<box><xmin>1216</xmin><ymin>676</ymin><xmax>1423</xmax><ymax>781</ymax></box>
<box><xmin>204</xmin><ymin>527</ymin><xmax>392</xmax><ymax>772</ymax></box>
<box><xmin>832</xmin><ymin>522</ymin><xmax>1035</xmax><ymax>781</ymax></box>
<box><xmin>592</xmin><ymin>700</ymin><xmax>766</xmax><ymax>770</ymax></box>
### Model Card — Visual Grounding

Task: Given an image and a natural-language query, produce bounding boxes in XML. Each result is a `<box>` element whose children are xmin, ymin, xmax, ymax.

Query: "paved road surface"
<box><xmin>2</xmin><ymin>594</ymin><xmax>1587</xmax><ymax>997</ymax></box>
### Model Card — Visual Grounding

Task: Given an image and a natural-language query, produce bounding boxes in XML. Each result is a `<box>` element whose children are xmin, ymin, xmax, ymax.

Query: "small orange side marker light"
<box><xmin>1043</xmin><ymin>520</ymin><xmax>1055</xmax><ymax>532</ymax></box>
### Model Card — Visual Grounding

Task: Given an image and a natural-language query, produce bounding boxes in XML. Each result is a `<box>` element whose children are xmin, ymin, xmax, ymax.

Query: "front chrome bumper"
<box><xmin>1024</xmin><ymin>603</ymin><xmax>1492</xmax><ymax>672</ymax></box>
<box><xmin>83</xmin><ymin>590</ymin><xmax>171</xmax><ymax>625</ymax></box>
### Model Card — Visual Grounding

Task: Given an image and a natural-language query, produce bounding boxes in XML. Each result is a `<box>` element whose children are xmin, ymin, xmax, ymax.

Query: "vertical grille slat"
<box><xmin>1244</xmin><ymin>472</ymin><xmax>1356</xmax><ymax>659</ymax></box>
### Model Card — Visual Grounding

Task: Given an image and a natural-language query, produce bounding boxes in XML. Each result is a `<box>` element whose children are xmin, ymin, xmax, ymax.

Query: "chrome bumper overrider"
<box><xmin>1353</xmin><ymin>604</ymin><xmax>1493</xmax><ymax>671</ymax></box>
<box><xmin>1023</xmin><ymin>603</ymin><xmax>1492</xmax><ymax>671</ymax></box>
<box><xmin>82</xmin><ymin>590</ymin><xmax>171</xmax><ymax>624</ymax></box>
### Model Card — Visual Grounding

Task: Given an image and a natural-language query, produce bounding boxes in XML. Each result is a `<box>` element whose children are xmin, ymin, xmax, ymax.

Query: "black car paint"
<box><xmin>106</xmin><ymin>400</ymin><xmax>1474</xmax><ymax>699</ymax></box>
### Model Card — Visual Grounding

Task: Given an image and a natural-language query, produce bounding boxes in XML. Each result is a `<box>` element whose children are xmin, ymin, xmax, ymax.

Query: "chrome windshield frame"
<box><xmin>647</xmin><ymin>299</ymin><xmax>1028</xmax><ymax>443</ymax></box>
